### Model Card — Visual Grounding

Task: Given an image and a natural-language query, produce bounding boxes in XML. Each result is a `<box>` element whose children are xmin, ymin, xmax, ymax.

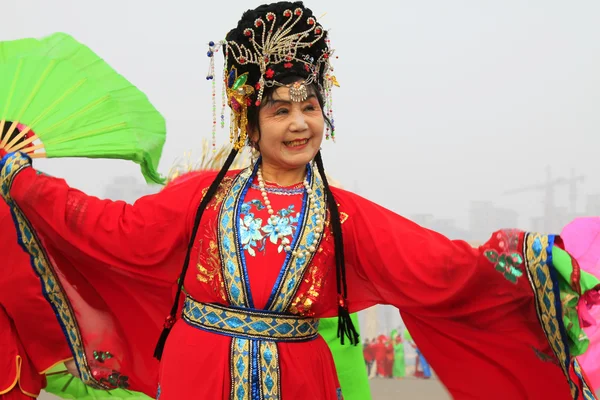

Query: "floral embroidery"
<box><xmin>289</xmin><ymin>264</ymin><xmax>326</xmax><ymax>316</ymax></box>
<box><xmin>290</xmin><ymin>210</ymin><xmax>342</xmax><ymax>316</ymax></box>
<box><xmin>532</xmin><ymin>346</ymin><xmax>560</xmax><ymax>366</ymax></box>
<box><xmin>484</xmin><ymin>229</ymin><xmax>523</xmax><ymax>283</ymax></box>
<box><xmin>93</xmin><ymin>350</ymin><xmax>113</xmax><ymax>363</ymax></box>
<box><xmin>197</xmin><ymin>220</ymin><xmax>227</xmax><ymax>301</ymax></box>
<box><xmin>207</xmin><ymin>176</ymin><xmax>234</xmax><ymax>210</ymax></box>
<box><xmin>99</xmin><ymin>371</ymin><xmax>130</xmax><ymax>389</ymax></box>
<box><xmin>239</xmin><ymin>200</ymin><xmax>300</xmax><ymax>256</ymax></box>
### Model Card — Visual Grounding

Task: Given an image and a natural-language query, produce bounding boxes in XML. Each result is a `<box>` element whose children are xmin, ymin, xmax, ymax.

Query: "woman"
<box><xmin>392</xmin><ymin>333</ymin><xmax>406</xmax><ymax>379</ymax></box>
<box><xmin>0</xmin><ymin>2</ymin><xmax>598</xmax><ymax>399</ymax></box>
<box><xmin>374</xmin><ymin>335</ymin><xmax>388</xmax><ymax>378</ymax></box>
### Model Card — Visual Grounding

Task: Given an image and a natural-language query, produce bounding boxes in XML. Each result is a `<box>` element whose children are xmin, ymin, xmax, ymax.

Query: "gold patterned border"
<box><xmin>573</xmin><ymin>359</ymin><xmax>597</xmax><ymax>400</ymax></box>
<box><xmin>258</xmin><ymin>341</ymin><xmax>280</xmax><ymax>400</ymax></box>
<box><xmin>524</xmin><ymin>233</ymin><xmax>597</xmax><ymax>399</ymax></box>
<box><xmin>231</xmin><ymin>338</ymin><xmax>251</xmax><ymax>400</ymax></box>
<box><xmin>219</xmin><ymin>167</ymin><xmax>253</xmax><ymax>307</ymax></box>
<box><xmin>0</xmin><ymin>153</ymin><xmax>106</xmax><ymax>389</ymax></box>
<box><xmin>182</xmin><ymin>299</ymin><xmax>319</xmax><ymax>341</ymax></box>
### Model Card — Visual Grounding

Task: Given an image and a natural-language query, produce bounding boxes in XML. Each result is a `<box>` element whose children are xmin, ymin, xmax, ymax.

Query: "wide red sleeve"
<box><xmin>5</xmin><ymin>155</ymin><xmax>209</xmax><ymax>283</ymax></box>
<box><xmin>334</xmin><ymin>187</ymin><xmax>485</xmax><ymax>316</ymax></box>
<box><xmin>332</xmin><ymin>187</ymin><xmax>598</xmax><ymax>400</ymax></box>
<box><xmin>0</xmin><ymin>152</ymin><xmax>216</xmax><ymax>395</ymax></box>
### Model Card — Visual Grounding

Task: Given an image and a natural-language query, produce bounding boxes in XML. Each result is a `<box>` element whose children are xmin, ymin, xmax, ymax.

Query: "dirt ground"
<box><xmin>38</xmin><ymin>377</ymin><xmax>451</xmax><ymax>400</ymax></box>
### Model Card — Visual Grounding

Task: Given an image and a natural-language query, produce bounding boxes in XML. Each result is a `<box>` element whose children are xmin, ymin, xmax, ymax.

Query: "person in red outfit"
<box><xmin>374</xmin><ymin>335</ymin><xmax>387</xmax><ymax>378</ymax></box>
<box><xmin>384</xmin><ymin>338</ymin><xmax>395</xmax><ymax>378</ymax></box>
<box><xmin>362</xmin><ymin>339</ymin><xmax>374</xmax><ymax>377</ymax></box>
<box><xmin>0</xmin><ymin>201</ymin><xmax>73</xmax><ymax>399</ymax></box>
<box><xmin>1</xmin><ymin>2</ymin><xmax>599</xmax><ymax>399</ymax></box>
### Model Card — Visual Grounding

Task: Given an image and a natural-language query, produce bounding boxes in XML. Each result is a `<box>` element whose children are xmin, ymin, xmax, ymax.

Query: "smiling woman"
<box><xmin>249</xmin><ymin>81</ymin><xmax>325</xmax><ymax>185</ymax></box>
<box><xmin>1</xmin><ymin>1</ymin><xmax>600</xmax><ymax>400</ymax></box>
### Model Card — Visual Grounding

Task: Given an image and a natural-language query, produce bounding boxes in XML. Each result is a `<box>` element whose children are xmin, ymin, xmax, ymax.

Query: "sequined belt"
<box><xmin>182</xmin><ymin>297</ymin><xmax>319</xmax><ymax>342</ymax></box>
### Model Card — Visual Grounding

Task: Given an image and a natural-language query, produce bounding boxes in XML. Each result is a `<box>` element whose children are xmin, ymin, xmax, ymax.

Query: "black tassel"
<box><xmin>337</xmin><ymin>304</ymin><xmax>360</xmax><ymax>346</ymax></box>
<box><xmin>154</xmin><ymin>315</ymin><xmax>175</xmax><ymax>360</ymax></box>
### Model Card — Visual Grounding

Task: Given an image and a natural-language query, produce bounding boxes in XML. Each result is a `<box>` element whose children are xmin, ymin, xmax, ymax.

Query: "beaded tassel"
<box><xmin>207</xmin><ymin>41</ymin><xmax>217</xmax><ymax>151</ymax></box>
<box><xmin>220</xmin><ymin>44</ymin><xmax>228</xmax><ymax>132</ymax></box>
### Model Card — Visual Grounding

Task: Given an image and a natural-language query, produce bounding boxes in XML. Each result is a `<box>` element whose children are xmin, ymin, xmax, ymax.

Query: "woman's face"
<box><xmin>251</xmin><ymin>84</ymin><xmax>324</xmax><ymax>172</ymax></box>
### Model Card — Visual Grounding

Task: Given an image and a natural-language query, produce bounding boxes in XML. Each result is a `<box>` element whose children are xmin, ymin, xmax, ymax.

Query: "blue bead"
<box><xmin>206</xmin><ymin>76</ymin><xmax>214</xmax><ymax>80</ymax></box>
<box><xmin>209</xmin><ymin>41</ymin><xmax>215</xmax><ymax>46</ymax></box>
<box><xmin>207</xmin><ymin>51</ymin><xmax>214</xmax><ymax>57</ymax></box>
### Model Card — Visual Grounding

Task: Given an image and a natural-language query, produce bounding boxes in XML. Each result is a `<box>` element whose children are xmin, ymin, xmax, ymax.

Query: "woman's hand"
<box><xmin>64</xmin><ymin>359</ymin><xmax>79</xmax><ymax>377</ymax></box>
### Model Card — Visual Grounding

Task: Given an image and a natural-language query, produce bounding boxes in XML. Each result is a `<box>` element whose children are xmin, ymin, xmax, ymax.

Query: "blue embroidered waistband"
<box><xmin>182</xmin><ymin>297</ymin><xmax>319</xmax><ymax>342</ymax></box>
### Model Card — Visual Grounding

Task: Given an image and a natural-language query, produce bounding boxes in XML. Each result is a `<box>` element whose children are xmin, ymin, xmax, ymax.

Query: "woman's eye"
<box><xmin>275</xmin><ymin>108</ymin><xmax>289</xmax><ymax>115</ymax></box>
<box><xmin>304</xmin><ymin>105</ymin><xmax>316</xmax><ymax>111</ymax></box>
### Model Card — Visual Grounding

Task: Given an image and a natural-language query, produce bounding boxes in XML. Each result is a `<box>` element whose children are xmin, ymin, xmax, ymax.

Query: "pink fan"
<box><xmin>561</xmin><ymin>217</ymin><xmax>600</xmax><ymax>390</ymax></box>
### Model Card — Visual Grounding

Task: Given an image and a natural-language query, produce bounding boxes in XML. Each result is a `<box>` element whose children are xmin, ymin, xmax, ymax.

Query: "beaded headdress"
<box><xmin>206</xmin><ymin>1</ymin><xmax>338</xmax><ymax>150</ymax></box>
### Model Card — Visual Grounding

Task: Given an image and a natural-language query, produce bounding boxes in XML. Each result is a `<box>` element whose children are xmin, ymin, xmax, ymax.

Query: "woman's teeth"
<box><xmin>284</xmin><ymin>139</ymin><xmax>308</xmax><ymax>147</ymax></box>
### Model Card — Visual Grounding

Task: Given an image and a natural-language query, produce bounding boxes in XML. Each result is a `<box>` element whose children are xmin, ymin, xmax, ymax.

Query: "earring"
<box><xmin>250</xmin><ymin>143</ymin><xmax>260</xmax><ymax>164</ymax></box>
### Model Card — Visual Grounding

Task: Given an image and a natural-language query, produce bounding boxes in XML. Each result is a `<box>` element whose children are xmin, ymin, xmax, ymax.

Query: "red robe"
<box><xmin>0</xmin><ymin>152</ymin><xmax>597</xmax><ymax>400</ymax></box>
<box><xmin>374</xmin><ymin>337</ymin><xmax>387</xmax><ymax>377</ymax></box>
<box><xmin>0</xmin><ymin>201</ymin><xmax>72</xmax><ymax>398</ymax></box>
<box><xmin>362</xmin><ymin>342</ymin><xmax>374</xmax><ymax>364</ymax></box>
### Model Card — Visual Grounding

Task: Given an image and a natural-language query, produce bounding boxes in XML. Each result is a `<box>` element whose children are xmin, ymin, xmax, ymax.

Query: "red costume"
<box><xmin>1</xmin><ymin>151</ymin><xmax>598</xmax><ymax>399</ymax></box>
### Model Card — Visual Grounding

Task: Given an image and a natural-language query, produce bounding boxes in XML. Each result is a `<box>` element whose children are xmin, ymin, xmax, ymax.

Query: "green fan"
<box><xmin>0</xmin><ymin>32</ymin><xmax>166</xmax><ymax>184</ymax></box>
<box><xmin>44</xmin><ymin>366</ymin><xmax>151</xmax><ymax>400</ymax></box>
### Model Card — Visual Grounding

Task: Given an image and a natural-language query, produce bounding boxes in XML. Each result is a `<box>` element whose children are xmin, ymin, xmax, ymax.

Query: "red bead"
<box><xmin>267</xmin><ymin>13</ymin><xmax>274</xmax><ymax>21</ymax></box>
<box><xmin>244</xmin><ymin>30</ymin><xmax>252</xmax><ymax>37</ymax></box>
<box><xmin>284</xmin><ymin>62</ymin><xmax>293</xmax><ymax>69</ymax></box>
<box><xmin>164</xmin><ymin>315</ymin><xmax>175</xmax><ymax>329</ymax></box>
<box><xmin>255</xmin><ymin>100</ymin><xmax>261</xmax><ymax>106</ymax></box>
<box><xmin>308</xmin><ymin>18</ymin><xmax>315</xmax><ymax>25</ymax></box>
<box><xmin>295</xmin><ymin>9</ymin><xmax>302</xmax><ymax>16</ymax></box>
<box><xmin>284</xmin><ymin>10</ymin><xmax>291</xmax><ymax>17</ymax></box>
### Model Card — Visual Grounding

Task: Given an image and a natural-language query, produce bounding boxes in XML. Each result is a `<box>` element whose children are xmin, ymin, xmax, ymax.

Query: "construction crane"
<box><xmin>502</xmin><ymin>167</ymin><xmax>584</xmax><ymax>231</ymax></box>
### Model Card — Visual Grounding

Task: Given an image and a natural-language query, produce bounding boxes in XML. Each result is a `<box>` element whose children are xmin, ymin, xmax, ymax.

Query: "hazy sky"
<box><xmin>3</xmin><ymin>0</ymin><xmax>599</xmax><ymax>230</ymax></box>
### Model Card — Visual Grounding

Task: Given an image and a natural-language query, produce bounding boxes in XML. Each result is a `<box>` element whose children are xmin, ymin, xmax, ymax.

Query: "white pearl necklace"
<box><xmin>257</xmin><ymin>165</ymin><xmax>326</xmax><ymax>258</ymax></box>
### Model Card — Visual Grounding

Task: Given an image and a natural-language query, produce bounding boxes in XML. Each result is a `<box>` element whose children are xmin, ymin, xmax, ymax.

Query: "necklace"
<box><xmin>257</xmin><ymin>165</ymin><xmax>325</xmax><ymax>258</ymax></box>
